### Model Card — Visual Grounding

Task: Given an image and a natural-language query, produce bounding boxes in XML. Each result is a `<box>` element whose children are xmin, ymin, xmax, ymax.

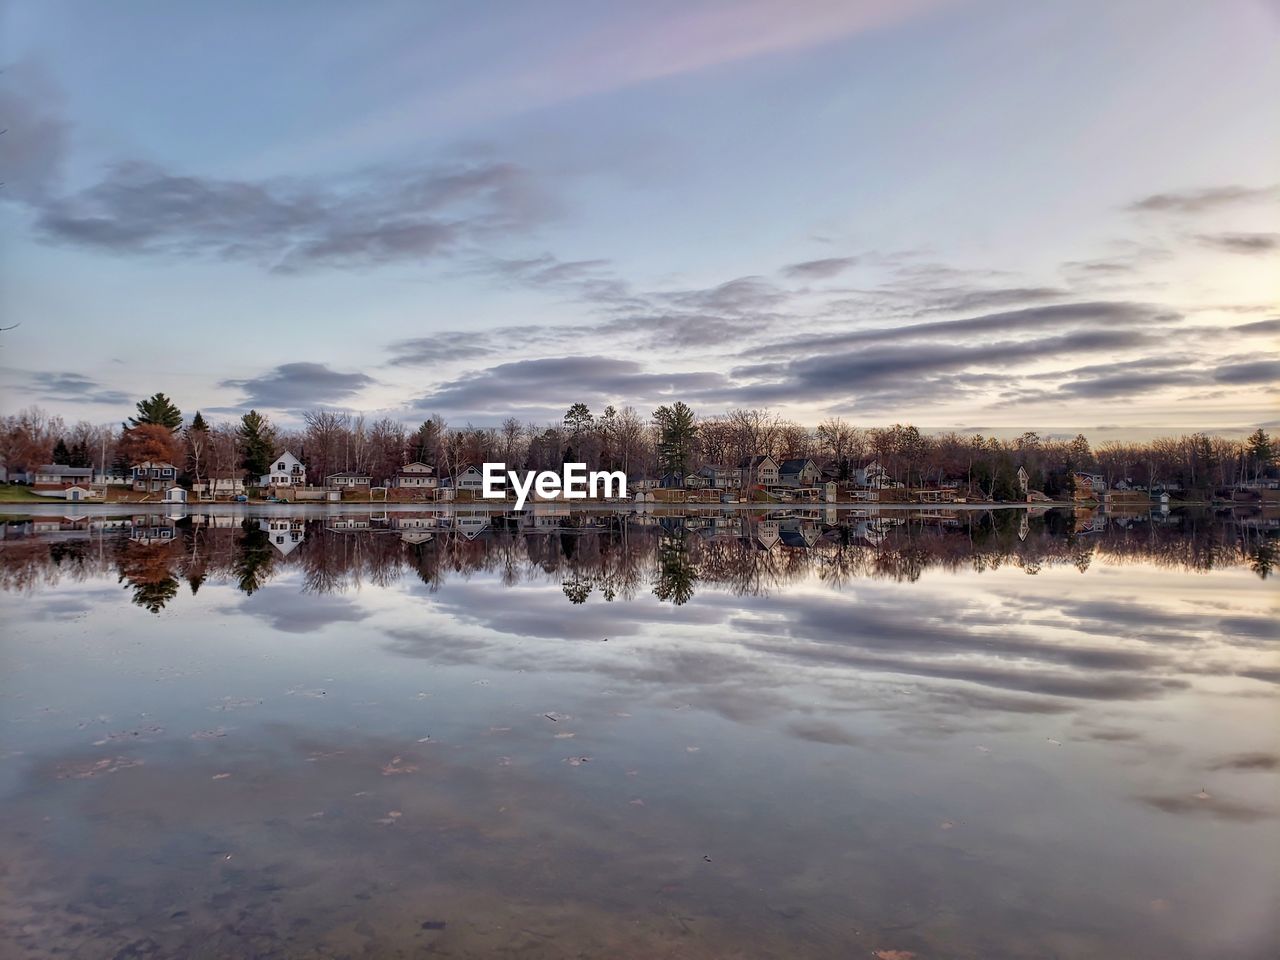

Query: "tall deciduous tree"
<box><xmin>118</xmin><ymin>423</ymin><xmax>183</xmax><ymax>466</ymax></box>
<box><xmin>128</xmin><ymin>393</ymin><xmax>184</xmax><ymax>431</ymax></box>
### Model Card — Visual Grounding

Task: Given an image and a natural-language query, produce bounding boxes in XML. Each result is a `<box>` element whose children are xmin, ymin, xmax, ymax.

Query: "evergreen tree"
<box><xmin>128</xmin><ymin>393</ymin><xmax>184</xmax><ymax>431</ymax></box>
<box><xmin>51</xmin><ymin>438</ymin><xmax>72</xmax><ymax>465</ymax></box>
<box><xmin>653</xmin><ymin>402</ymin><xmax>697</xmax><ymax>479</ymax></box>
<box><xmin>238</xmin><ymin>410</ymin><xmax>275</xmax><ymax>477</ymax></box>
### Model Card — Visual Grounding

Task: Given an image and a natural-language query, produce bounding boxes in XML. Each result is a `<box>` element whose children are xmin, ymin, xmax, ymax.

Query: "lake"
<box><xmin>1</xmin><ymin>506</ymin><xmax>1276</xmax><ymax>959</ymax></box>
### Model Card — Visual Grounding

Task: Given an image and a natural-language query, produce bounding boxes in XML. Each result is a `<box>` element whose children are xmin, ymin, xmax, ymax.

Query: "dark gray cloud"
<box><xmin>410</xmin><ymin>355</ymin><xmax>732</xmax><ymax>414</ymax></box>
<box><xmin>1195</xmin><ymin>232</ymin><xmax>1280</xmax><ymax>254</ymax></box>
<box><xmin>385</xmin><ymin>333</ymin><xmax>500</xmax><ymax>367</ymax></box>
<box><xmin>1213</xmin><ymin>360</ymin><xmax>1280</xmax><ymax>386</ymax></box>
<box><xmin>18</xmin><ymin>371</ymin><xmax>132</xmax><ymax>405</ymax></box>
<box><xmin>745</xmin><ymin>301</ymin><xmax>1168</xmax><ymax>358</ymax></box>
<box><xmin>781</xmin><ymin>256</ymin><xmax>859</xmax><ymax>279</ymax></box>
<box><xmin>1128</xmin><ymin>184</ymin><xmax>1276</xmax><ymax>214</ymax></box>
<box><xmin>220</xmin><ymin>362</ymin><xmax>377</xmax><ymax>409</ymax></box>
<box><xmin>1231</xmin><ymin>318</ymin><xmax>1280</xmax><ymax>335</ymax></box>
<box><xmin>731</xmin><ymin>329</ymin><xmax>1154</xmax><ymax>404</ymax></box>
<box><xmin>30</xmin><ymin>159</ymin><xmax>550</xmax><ymax>272</ymax></box>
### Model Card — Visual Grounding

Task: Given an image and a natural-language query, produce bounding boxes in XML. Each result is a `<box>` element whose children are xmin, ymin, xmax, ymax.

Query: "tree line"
<box><xmin>1</xmin><ymin>394</ymin><xmax>1275</xmax><ymax>498</ymax></box>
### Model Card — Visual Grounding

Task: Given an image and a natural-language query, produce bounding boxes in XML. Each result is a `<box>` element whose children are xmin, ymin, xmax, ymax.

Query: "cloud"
<box><xmin>410</xmin><ymin>355</ymin><xmax>732</xmax><ymax>414</ymax></box>
<box><xmin>1195</xmin><ymin>232</ymin><xmax>1280</xmax><ymax>254</ymax></box>
<box><xmin>385</xmin><ymin>333</ymin><xmax>500</xmax><ymax>367</ymax></box>
<box><xmin>1213</xmin><ymin>359</ymin><xmax>1280</xmax><ymax>386</ymax></box>
<box><xmin>731</xmin><ymin>329</ymin><xmax>1155</xmax><ymax>404</ymax></box>
<box><xmin>1128</xmin><ymin>184</ymin><xmax>1277</xmax><ymax>214</ymax></box>
<box><xmin>744</xmin><ymin>301</ymin><xmax>1168</xmax><ymax>358</ymax></box>
<box><xmin>660</xmin><ymin>276</ymin><xmax>789</xmax><ymax>314</ymax></box>
<box><xmin>1231</xmin><ymin>318</ymin><xmax>1280</xmax><ymax>335</ymax></box>
<box><xmin>0</xmin><ymin>62</ymin><xmax>68</xmax><ymax>203</ymax></box>
<box><xmin>782</xmin><ymin>257</ymin><xmax>859</xmax><ymax>279</ymax></box>
<box><xmin>16</xmin><ymin>371</ymin><xmax>132</xmax><ymax>405</ymax></box>
<box><xmin>219</xmin><ymin>362</ymin><xmax>377</xmax><ymax>409</ymax></box>
<box><xmin>25</xmin><ymin>158</ymin><xmax>552</xmax><ymax>273</ymax></box>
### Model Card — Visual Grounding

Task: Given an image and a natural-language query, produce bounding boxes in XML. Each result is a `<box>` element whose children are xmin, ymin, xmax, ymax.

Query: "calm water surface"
<box><xmin>1</xmin><ymin>506</ymin><xmax>1276</xmax><ymax>959</ymax></box>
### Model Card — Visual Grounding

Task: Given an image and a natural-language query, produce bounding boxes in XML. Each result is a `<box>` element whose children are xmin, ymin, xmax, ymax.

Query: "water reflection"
<box><xmin>0</xmin><ymin>507</ymin><xmax>1276</xmax><ymax>959</ymax></box>
<box><xmin>1</xmin><ymin>507</ymin><xmax>1274</xmax><ymax>612</ymax></box>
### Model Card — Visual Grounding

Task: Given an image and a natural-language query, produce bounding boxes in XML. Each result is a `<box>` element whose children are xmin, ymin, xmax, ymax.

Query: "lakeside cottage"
<box><xmin>777</xmin><ymin>458</ymin><xmax>822</xmax><ymax>488</ymax></box>
<box><xmin>33</xmin><ymin>464</ymin><xmax>94</xmax><ymax>495</ymax></box>
<box><xmin>392</xmin><ymin>462</ymin><xmax>437</xmax><ymax>490</ymax></box>
<box><xmin>326</xmin><ymin>471</ymin><xmax>373</xmax><ymax>489</ymax></box>
<box><xmin>739</xmin><ymin>455</ymin><xmax>779</xmax><ymax>488</ymax></box>
<box><xmin>131</xmin><ymin>461</ymin><xmax>177</xmax><ymax>493</ymax></box>
<box><xmin>261</xmin><ymin>452</ymin><xmax>306</xmax><ymax>487</ymax></box>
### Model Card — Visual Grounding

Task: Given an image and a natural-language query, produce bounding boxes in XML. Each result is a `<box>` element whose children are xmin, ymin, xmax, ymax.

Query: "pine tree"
<box><xmin>238</xmin><ymin>410</ymin><xmax>275</xmax><ymax>477</ymax></box>
<box><xmin>653</xmin><ymin>402</ymin><xmax>697</xmax><ymax>479</ymax></box>
<box><xmin>51</xmin><ymin>438</ymin><xmax>72</xmax><ymax>465</ymax></box>
<box><xmin>128</xmin><ymin>393</ymin><xmax>184</xmax><ymax>431</ymax></box>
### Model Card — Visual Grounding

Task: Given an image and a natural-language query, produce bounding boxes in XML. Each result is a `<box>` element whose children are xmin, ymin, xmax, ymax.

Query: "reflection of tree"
<box><xmin>2</xmin><ymin>509</ymin><xmax>1276</xmax><ymax>609</ymax></box>
<box><xmin>117</xmin><ymin>541</ymin><xmax>181</xmax><ymax>614</ymax></box>
<box><xmin>234</xmin><ymin>523</ymin><xmax>276</xmax><ymax>595</ymax></box>
<box><xmin>1248</xmin><ymin>539</ymin><xmax>1275</xmax><ymax>579</ymax></box>
<box><xmin>561</xmin><ymin>572</ymin><xmax>592</xmax><ymax>604</ymax></box>
<box><xmin>653</xmin><ymin>534</ymin><xmax>698</xmax><ymax>605</ymax></box>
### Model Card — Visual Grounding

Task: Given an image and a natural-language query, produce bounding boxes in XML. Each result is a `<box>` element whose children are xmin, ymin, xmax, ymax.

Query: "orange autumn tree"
<box><xmin>118</xmin><ymin>423</ymin><xmax>183</xmax><ymax>468</ymax></box>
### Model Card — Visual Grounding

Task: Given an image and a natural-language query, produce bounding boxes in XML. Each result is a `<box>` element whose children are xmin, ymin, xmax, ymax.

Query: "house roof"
<box><xmin>778</xmin><ymin>458</ymin><xmax>816</xmax><ymax>474</ymax></box>
<box><xmin>327</xmin><ymin>471</ymin><xmax>371</xmax><ymax>479</ymax></box>
<box><xmin>37</xmin><ymin>464</ymin><xmax>93</xmax><ymax>476</ymax></box>
<box><xmin>739</xmin><ymin>455</ymin><xmax>776</xmax><ymax>469</ymax></box>
<box><xmin>398</xmin><ymin>461</ymin><xmax>433</xmax><ymax>471</ymax></box>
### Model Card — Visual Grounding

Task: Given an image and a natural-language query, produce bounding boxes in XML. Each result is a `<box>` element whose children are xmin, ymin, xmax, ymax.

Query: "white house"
<box><xmin>260</xmin><ymin>452</ymin><xmax>306</xmax><ymax>487</ymax></box>
<box><xmin>392</xmin><ymin>462</ymin><xmax>437</xmax><ymax>489</ymax></box>
<box><xmin>452</xmin><ymin>465</ymin><xmax>486</xmax><ymax>495</ymax></box>
<box><xmin>196</xmin><ymin>473</ymin><xmax>246</xmax><ymax>498</ymax></box>
<box><xmin>326</xmin><ymin>471</ymin><xmax>372</xmax><ymax>489</ymax></box>
<box><xmin>850</xmin><ymin>459</ymin><xmax>888</xmax><ymax>488</ymax></box>
<box><xmin>739</xmin><ymin>455</ymin><xmax>779</xmax><ymax>488</ymax></box>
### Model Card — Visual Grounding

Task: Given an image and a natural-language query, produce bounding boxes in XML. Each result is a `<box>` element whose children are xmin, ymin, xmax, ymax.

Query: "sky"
<box><xmin>1</xmin><ymin>0</ymin><xmax>1277</xmax><ymax>438</ymax></box>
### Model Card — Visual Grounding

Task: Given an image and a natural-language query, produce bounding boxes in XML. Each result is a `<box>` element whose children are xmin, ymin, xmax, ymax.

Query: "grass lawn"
<box><xmin>0</xmin><ymin>484</ymin><xmax>51</xmax><ymax>503</ymax></box>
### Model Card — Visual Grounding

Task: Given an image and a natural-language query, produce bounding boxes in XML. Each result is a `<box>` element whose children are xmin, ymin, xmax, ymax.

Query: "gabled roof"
<box><xmin>778</xmin><ymin>458</ymin><xmax>817</xmax><ymax>474</ymax></box>
<box><xmin>327</xmin><ymin>470</ymin><xmax>372</xmax><ymax>479</ymax></box>
<box><xmin>739</xmin><ymin>454</ymin><xmax>777</xmax><ymax>469</ymax></box>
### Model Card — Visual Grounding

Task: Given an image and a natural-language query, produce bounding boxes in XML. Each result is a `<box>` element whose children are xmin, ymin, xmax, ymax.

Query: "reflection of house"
<box><xmin>741</xmin><ymin>517</ymin><xmax>780</xmax><ymax>549</ymax></box>
<box><xmin>740</xmin><ymin>455</ymin><xmax>779</xmax><ymax>488</ymax></box>
<box><xmin>451</xmin><ymin>511</ymin><xmax>491</xmax><ymax>540</ymax></box>
<box><xmin>326</xmin><ymin>516</ymin><xmax>372</xmax><ymax>532</ymax></box>
<box><xmin>326</xmin><ymin>471</ymin><xmax>372</xmax><ymax>489</ymax></box>
<box><xmin>130</xmin><ymin>518</ymin><xmax>177</xmax><ymax>543</ymax></box>
<box><xmin>132</xmin><ymin>461</ymin><xmax>177</xmax><ymax>492</ymax></box>
<box><xmin>261</xmin><ymin>452</ymin><xmax>306</xmax><ymax>487</ymax></box>
<box><xmin>392</xmin><ymin>462</ymin><xmax>437</xmax><ymax>490</ymax></box>
<box><xmin>259</xmin><ymin>518</ymin><xmax>305</xmax><ymax>556</ymax></box>
<box><xmin>778</xmin><ymin>520</ymin><xmax>820</xmax><ymax>547</ymax></box>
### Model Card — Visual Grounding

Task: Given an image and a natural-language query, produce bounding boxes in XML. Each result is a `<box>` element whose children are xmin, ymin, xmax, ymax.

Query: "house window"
<box><xmin>278</xmin><ymin>462</ymin><xmax>285</xmax><ymax>470</ymax></box>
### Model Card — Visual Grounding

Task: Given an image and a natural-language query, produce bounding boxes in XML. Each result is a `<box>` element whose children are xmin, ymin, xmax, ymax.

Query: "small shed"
<box><xmin>164</xmin><ymin>486</ymin><xmax>188</xmax><ymax>504</ymax></box>
<box><xmin>66</xmin><ymin>485</ymin><xmax>93</xmax><ymax>502</ymax></box>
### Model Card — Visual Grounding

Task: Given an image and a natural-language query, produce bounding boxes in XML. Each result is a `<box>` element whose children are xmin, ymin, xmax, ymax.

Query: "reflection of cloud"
<box><xmin>1207</xmin><ymin>752</ymin><xmax>1279</xmax><ymax>772</ymax></box>
<box><xmin>1138</xmin><ymin>792</ymin><xmax>1273</xmax><ymax>823</ymax></box>
<box><xmin>229</xmin><ymin>589</ymin><xmax>369</xmax><ymax>634</ymax></box>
